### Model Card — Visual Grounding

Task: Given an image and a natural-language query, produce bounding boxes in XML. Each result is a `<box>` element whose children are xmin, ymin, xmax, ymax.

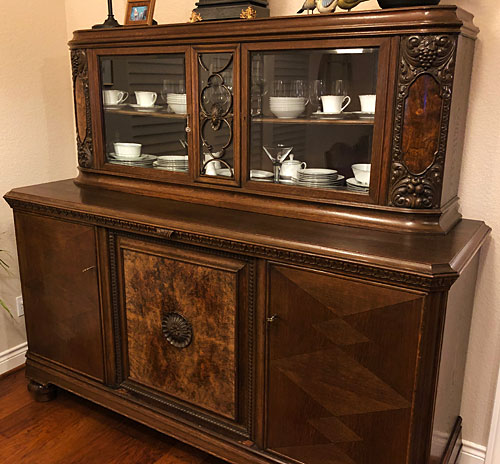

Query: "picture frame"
<box><xmin>125</xmin><ymin>0</ymin><xmax>156</xmax><ymax>26</ymax></box>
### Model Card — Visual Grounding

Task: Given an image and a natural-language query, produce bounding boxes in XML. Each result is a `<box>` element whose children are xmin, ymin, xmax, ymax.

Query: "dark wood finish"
<box><xmin>117</xmin><ymin>237</ymin><xmax>248</xmax><ymax>421</ymax></box>
<box><xmin>27</xmin><ymin>380</ymin><xmax>58</xmax><ymax>402</ymax></box>
<box><xmin>14</xmin><ymin>212</ymin><xmax>105</xmax><ymax>381</ymax></box>
<box><xmin>64</xmin><ymin>7</ymin><xmax>478</xmax><ymax>233</ymax></box>
<box><xmin>71</xmin><ymin>49</ymin><xmax>93</xmax><ymax>168</ymax></box>
<box><xmin>0</xmin><ymin>368</ymin><xmax>227</xmax><ymax>464</ymax></box>
<box><xmin>266</xmin><ymin>264</ymin><xmax>424</xmax><ymax>463</ymax></box>
<box><xmin>3</xmin><ymin>7</ymin><xmax>488</xmax><ymax>464</ymax></box>
<box><xmin>4</xmin><ymin>179</ymin><xmax>490</xmax><ymax>463</ymax></box>
<box><xmin>193</xmin><ymin>0</ymin><xmax>269</xmax><ymax>21</ymax></box>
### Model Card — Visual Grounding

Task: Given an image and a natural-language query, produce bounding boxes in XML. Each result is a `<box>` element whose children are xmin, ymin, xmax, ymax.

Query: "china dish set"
<box><xmin>110</xmin><ymin>143</ymin><xmax>187</xmax><ymax>172</ymax></box>
<box><xmin>103</xmin><ymin>89</ymin><xmax>187</xmax><ymax>114</ymax></box>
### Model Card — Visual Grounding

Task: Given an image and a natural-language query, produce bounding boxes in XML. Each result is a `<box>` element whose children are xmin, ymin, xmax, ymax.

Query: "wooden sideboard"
<box><xmin>5</xmin><ymin>180</ymin><xmax>489</xmax><ymax>464</ymax></box>
<box><xmin>5</xmin><ymin>6</ymin><xmax>490</xmax><ymax>464</ymax></box>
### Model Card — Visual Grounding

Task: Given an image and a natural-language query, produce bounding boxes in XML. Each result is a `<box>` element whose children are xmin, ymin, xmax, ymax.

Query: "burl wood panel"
<box><xmin>14</xmin><ymin>213</ymin><xmax>104</xmax><ymax>381</ymax></box>
<box><xmin>75</xmin><ymin>77</ymin><xmax>87</xmax><ymax>142</ymax></box>
<box><xmin>266</xmin><ymin>264</ymin><xmax>425</xmax><ymax>464</ymax></box>
<box><xmin>122</xmin><ymin>245</ymin><xmax>243</xmax><ymax>419</ymax></box>
<box><xmin>402</xmin><ymin>74</ymin><xmax>442</xmax><ymax>175</ymax></box>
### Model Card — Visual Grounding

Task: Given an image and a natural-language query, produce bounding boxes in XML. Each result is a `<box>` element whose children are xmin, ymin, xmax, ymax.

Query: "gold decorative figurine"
<box><xmin>240</xmin><ymin>6</ymin><xmax>257</xmax><ymax>19</ymax></box>
<box><xmin>189</xmin><ymin>10</ymin><xmax>203</xmax><ymax>22</ymax></box>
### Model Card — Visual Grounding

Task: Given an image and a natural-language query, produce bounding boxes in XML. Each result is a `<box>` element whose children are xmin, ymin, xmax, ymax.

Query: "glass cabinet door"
<box><xmin>248</xmin><ymin>46</ymin><xmax>380</xmax><ymax>195</ymax></box>
<box><xmin>99</xmin><ymin>53</ymin><xmax>189</xmax><ymax>174</ymax></box>
<box><xmin>197</xmin><ymin>52</ymin><xmax>236</xmax><ymax>180</ymax></box>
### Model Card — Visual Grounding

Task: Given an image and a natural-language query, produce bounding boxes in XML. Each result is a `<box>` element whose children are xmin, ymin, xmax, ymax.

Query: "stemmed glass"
<box><xmin>263</xmin><ymin>144</ymin><xmax>293</xmax><ymax>182</ymax></box>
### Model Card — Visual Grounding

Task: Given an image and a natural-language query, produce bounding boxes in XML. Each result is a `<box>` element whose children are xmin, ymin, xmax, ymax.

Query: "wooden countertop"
<box><xmin>5</xmin><ymin>179</ymin><xmax>490</xmax><ymax>283</ymax></box>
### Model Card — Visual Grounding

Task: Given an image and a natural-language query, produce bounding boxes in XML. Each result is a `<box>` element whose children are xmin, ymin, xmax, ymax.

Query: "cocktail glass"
<box><xmin>263</xmin><ymin>145</ymin><xmax>293</xmax><ymax>183</ymax></box>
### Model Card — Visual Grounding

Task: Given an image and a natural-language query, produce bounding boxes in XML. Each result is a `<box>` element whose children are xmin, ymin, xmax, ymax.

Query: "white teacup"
<box><xmin>280</xmin><ymin>156</ymin><xmax>307</xmax><ymax>179</ymax></box>
<box><xmin>359</xmin><ymin>95</ymin><xmax>376</xmax><ymax>113</ymax></box>
<box><xmin>103</xmin><ymin>90</ymin><xmax>128</xmax><ymax>106</ymax></box>
<box><xmin>135</xmin><ymin>91</ymin><xmax>157</xmax><ymax>107</ymax></box>
<box><xmin>321</xmin><ymin>95</ymin><xmax>351</xmax><ymax>113</ymax></box>
<box><xmin>114</xmin><ymin>142</ymin><xmax>142</xmax><ymax>158</ymax></box>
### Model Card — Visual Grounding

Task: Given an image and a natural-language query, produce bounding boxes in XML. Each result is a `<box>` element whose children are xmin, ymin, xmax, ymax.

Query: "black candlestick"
<box><xmin>93</xmin><ymin>0</ymin><xmax>121</xmax><ymax>29</ymax></box>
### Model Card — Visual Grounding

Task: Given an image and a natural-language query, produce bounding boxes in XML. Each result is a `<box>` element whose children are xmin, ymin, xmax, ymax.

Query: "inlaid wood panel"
<box><xmin>266</xmin><ymin>264</ymin><xmax>425</xmax><ymax>464</ymax></box>
<box><xmin>14</xmin><ymin>213</ymin><xmax>104</xmax><ymax>381</ymax></box>
<box><xmin>118</xmin><ymin>238</ymin><xmax>249</xmax><ymax>421</ymax></box>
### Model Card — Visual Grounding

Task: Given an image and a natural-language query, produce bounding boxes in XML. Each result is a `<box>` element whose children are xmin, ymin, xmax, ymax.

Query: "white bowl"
<box><xmin>270</xmin><ymin>107</ymin><xmax>305</xmax><ymax>119</ymax></box>
<box><xmin>270</xmin><ymin>97</ymin><xmax>306</xmax><ymax>103</ymax></box>
<box><xmin>114</xmin><ymin>142</ymin><xmax>142</xmax><ymax>157</ymax></box>
<box><xmin>352</xmin><ymin>163</ymin><xmax>371</xmax><ymax>186</ymax></box>
<box><xmin>169</xmin><ymin>103</ymin><xmax>187</xmax><ymax>114</ymax></box>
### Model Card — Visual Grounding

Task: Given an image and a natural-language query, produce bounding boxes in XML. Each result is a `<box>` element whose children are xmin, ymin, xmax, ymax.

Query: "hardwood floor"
<box><xmin>0</xmin><ymin>368</ymin><xmax>228</xmax><ymax>463</ymax></box>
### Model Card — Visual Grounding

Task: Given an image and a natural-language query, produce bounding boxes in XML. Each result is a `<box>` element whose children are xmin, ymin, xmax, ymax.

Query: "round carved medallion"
<box><xmin>161</xmin><ymin>312</ymin><xmax>193</xmax><ymax>348</ymax></box>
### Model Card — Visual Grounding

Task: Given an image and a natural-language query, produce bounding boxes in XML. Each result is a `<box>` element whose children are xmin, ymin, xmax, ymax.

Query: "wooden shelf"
<box><xmin>252</xmin><ymin>116</ymin><xmax>374</xmax><ymax>125</ymax></box>
<box><xmin>104</xmin><ymin>108</ymin><xmax>187</xmax><ymax>120</ymax></box>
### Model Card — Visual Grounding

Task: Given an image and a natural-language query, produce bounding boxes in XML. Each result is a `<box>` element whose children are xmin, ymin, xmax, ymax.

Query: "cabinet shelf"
<box><xmin>104</xmin><ymin>107</ymin><xmax>187</xmax><ymax>120</ymax></box>
<box><xmin>252</xmin><ymin>116</ymin><xmax>375</xmax><ymax>125</ymax></box>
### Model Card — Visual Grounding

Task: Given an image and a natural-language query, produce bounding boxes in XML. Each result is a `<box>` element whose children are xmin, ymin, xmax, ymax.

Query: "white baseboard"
<box><xmin>0</xmin><ymin>342</ymin><xmax>27</xmax><ymax>375</ymax></box>
<box><xmin>461</xmin><ymin>441</ymin><xmax>487</xmax><ymax>464</ymax></box>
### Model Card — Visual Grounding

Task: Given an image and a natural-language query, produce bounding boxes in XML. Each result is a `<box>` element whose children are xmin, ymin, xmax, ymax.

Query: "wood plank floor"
<box><xmin>0</xmin><ymin>368</ymin><xmax>228</xmax><ymax>463</ymax></box>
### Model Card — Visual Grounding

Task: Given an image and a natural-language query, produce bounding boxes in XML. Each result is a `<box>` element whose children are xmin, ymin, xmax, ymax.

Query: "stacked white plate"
<box><xmin>346</xmin><ymin>177</ymin><xmax>370</xmax><ymax>193</ymax></box>
<box><xmin>166</xmin><ymin>93</ymin><xmax>187</xmax><ymax>114</ymax></box>
<box><xmin>108</xmin><ymin>153</ymin><xmax>156</xmax><ymax>167</ymax></box>
<box><xmin>269</xmin><ymin>97</ymin><xmax>306</xmax><ymax>119</ymax></box>
<box><xmin>154</xmin><ymin>155</ymin><xmax>189</xmax><ymax>172</ymax></box>
<box><xmin>294</xmin><ymin>168</ymin><xmax>344</xmax><ymax>189</ymax></box>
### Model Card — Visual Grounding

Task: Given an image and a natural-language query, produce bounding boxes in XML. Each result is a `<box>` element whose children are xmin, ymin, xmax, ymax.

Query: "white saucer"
<box><xmin>109</xmin><ymin>153</ymin><xmax>155</xmax><ymax>161</ymax></box>
<box><xmin>251</xmin><ymin>170</ymin><xmax>273</xmax><ymax>179</ymax></box>
<box><xmin>104</xmin><ymin>103</ymin><xmax>127</xmax><ymax>109</ymax></box>
<box><xmin>346</xmin><ymin>177</ymin><xmax>370</xmax><ymax>187</ymax></box>
<box><xmin>129</xmin><ymin>104</ymin><xmax>162</xmax><ymax>112</ymax></box>
<box><xmin>312</xmin><ymin>111</ymin><xmax>344</xmax><ymax>119</ymax></box>
<box><xmin>352</xmin><ymin>111</ymin><xmax>375</xmax><ymax>119</ymax></box>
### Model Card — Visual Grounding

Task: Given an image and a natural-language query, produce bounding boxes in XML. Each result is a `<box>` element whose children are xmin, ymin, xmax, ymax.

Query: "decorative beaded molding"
<box><xmin>71</xmin><ymin>49</ymin><xmax>93</xmax><ymax>169</ymax></box>
<box><xmin>389</xmin><ymin>35</ymin><xmax>457</xmax><ymax>209</ymax></box>
<box><xmin>6</xmin><ymin>198</ymin><xmax>458</xmax><ymax>290</ymax></box>
<box><xmin>109</xmin><ymin>229</ymin><xmax>256</xmax><ymax>438</ymax></box>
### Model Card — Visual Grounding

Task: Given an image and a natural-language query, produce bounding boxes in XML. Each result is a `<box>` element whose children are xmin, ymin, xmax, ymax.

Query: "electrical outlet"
<box><xmin>16</xmin><ymin>296</ymin><xmax>24</xmax><ymax>317</ymax></box>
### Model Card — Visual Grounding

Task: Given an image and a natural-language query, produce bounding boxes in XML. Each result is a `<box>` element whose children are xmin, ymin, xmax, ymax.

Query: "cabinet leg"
<box><xmin>27</xmin><ymin>380</ymin><xmax>57</xmax><ymax>402</ymax></box>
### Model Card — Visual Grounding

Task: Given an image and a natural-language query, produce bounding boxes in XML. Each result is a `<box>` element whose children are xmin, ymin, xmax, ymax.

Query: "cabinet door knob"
<box><xmin>267</xmin><ymin>314</ymin><xmax>279</xmax><ymax>324</ymax></box>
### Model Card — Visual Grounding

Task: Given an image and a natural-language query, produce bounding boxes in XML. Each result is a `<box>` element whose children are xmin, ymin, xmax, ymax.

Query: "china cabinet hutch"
<box><xmin>5</xmin><ymin>6</ymin><xmax>490</xmax><ymax>464</ymax></box>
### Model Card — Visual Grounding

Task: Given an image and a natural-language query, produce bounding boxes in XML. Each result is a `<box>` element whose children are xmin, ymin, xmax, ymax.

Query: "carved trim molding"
<box><xmin>389</xmin><ymin>35</ymin><xmax>457</xmax><ymax>209</ymax></box>
<box><xmin>71</xmin><ymin>49</ymin><xmax>93</xmax><ymax>168</ymax></box>
<box><xmin>110</xmin><ymin>230</ymin><xmax>256</xmax><ymax>438</ymax></box>
<box><xmin>6</xmin><ymin>199</ymin><xmax>457</xmax><ymax>290</ymax></box>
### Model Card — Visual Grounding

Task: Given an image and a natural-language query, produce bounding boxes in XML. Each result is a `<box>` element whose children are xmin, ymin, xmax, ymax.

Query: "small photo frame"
<box><xmin>125</xmin><ymin>0</ymin><xmax>156</xmax><ymax>26</ymax></box>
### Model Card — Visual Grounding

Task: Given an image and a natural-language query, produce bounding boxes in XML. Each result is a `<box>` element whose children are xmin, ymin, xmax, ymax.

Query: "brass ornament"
<box><xmin>240</xmin><ymin>6</ymin><xmax>257</xmax><ymax>19</ymax></box>
<box><xmin>189</xmin><ymin>11</ymin><xmax>202</xmax><ymax>23</ymax></box>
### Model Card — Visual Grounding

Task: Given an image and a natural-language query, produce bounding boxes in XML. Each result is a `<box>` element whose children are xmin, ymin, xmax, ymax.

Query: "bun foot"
<box><xmin>27</xmin><ymin>380</ymin><xmax>57</xmax><ymax>402</ymax></box>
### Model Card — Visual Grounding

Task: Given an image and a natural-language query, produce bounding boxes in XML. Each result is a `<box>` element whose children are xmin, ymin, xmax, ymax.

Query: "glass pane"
<box><xmin>250</xmin><ymin>48</ymin><xmax>378</xmax><ymax>193</ymax></box>
<box><xmin>198</xmin><ymin>53</ymin><xmax>234</xmax><ymax>178</ymax></box>
<box><xmin>100</xmin><ymin>54</ymin><xmax>189</xmax><ymax>173</ymax></box>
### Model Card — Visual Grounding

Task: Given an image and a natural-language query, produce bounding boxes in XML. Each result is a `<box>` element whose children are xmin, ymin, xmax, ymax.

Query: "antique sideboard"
<box><xmin>5</xmin><ymin>6</ymin><xmax>490</xmax><ymax>464</ymax></box>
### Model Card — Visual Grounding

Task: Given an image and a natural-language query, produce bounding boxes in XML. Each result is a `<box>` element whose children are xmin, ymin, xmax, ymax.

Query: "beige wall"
<box><xmin>1</xmin><ymin>0</ymin><xmax>498</xmax><ymax>448</ymax></box>
<box><xmin>0</xmin><ymin>0</ymin><xmax>77</xmax><ymax>352</ymax></box>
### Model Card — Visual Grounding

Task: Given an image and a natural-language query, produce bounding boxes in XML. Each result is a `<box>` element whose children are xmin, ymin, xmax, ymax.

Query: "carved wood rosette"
<box><xmin>71</xmin><ymin>49</ymin><xmax>93</xmax><ymax>168</ymax></box>
<box><xmin>389</xmin><ymin>35</ymin><xmax>457</xmax><ymax>208</ymax></box>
